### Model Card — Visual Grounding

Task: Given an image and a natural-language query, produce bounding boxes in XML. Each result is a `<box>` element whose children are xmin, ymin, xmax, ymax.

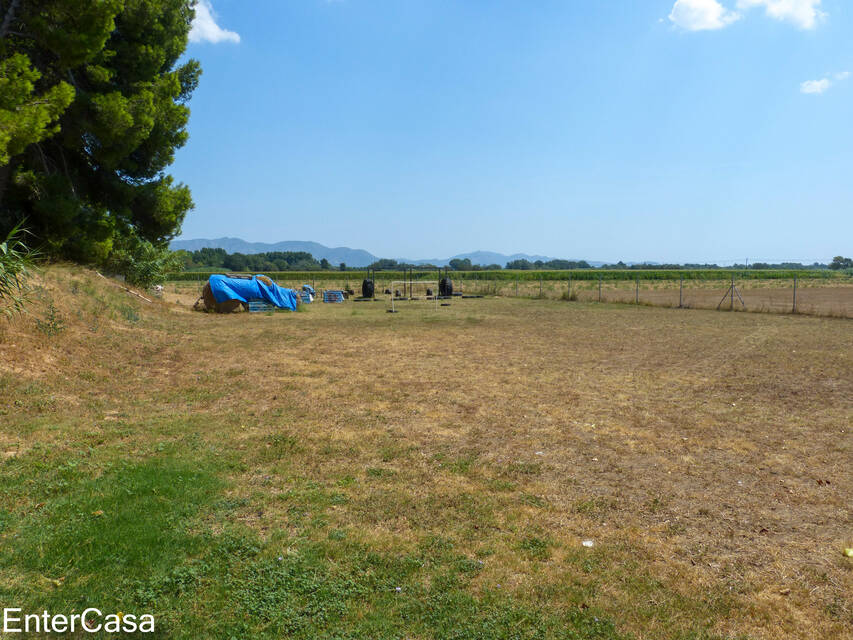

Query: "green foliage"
<box><xmin>180</xmin><ymin>247</ymin><xmax>323</xmax><ymax>272</ymax></box>
<box><xmin>106</xmin><ymin>234</ymin><xmax>183</xmax><ymax>287</ymax></box>
<box><xmin>829</xmin><ymin>256</ymin><xmax>853</xmax><ymax>270</ymax></box>
<box><xmin>506</xmin><ymin>258</ymin><xmax>593</xmax><ymax>270</ymax></box>
<box><xmin>0</xmin><ymin>222</ymin><xmax>36</xmax><ymax>317</ymax></box>
<box><xmin>0</xmin><ymin>54</ymin><xmax>74</xmax><ymax>165</ymax></box>
<box><xmin>34</xmin><ymin>301</ymin><xmax>65</xmax><ymax>336</ymax></box>
<box><xmin>0</xmin><ymin>0</ymin><xmax>199</xmax><ymax>263</ymax></box>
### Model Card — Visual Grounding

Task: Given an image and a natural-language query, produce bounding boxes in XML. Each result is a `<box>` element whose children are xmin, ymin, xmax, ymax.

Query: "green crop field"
<box><xmin>166</xmin><ymin>268</ymin><xmax>847</xmax><ymax>283</ymax></box>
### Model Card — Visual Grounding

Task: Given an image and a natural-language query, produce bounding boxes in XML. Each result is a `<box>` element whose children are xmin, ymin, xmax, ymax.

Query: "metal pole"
<box><xmin>730</xmin><ymin>274</ymin><xmax>734</xmax><ymax>310</ymax></box>
<box><xmin>792</xmin><ymin>276</ymin><xmax>797</xmax><ymax>313</ymax></box>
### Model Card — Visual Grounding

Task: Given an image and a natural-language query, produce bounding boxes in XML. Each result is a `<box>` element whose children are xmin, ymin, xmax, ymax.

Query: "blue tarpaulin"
<box><xmin>209</xmin><ymin>275</ymin><xmax>299</xmax><ymax>311</ymax></box>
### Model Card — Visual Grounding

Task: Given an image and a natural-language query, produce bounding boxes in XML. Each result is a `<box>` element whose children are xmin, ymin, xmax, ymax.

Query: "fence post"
<box><xmin>598</xmin><ymin>274</ymin><xmax>602</xmax><ymax>302</ymax></box>
<box><xmin>539</xmin><ymin>277</ymin><xmax>542</xmax><ymax>299</ymax></box>
<box><xmin>730</xmin><ymin>274</ymin><xmax>735</xmax><ymax>310</ymax></box>
<box><xmin>792</xmin><ymin>276</ymin><xmax>797</xmax><ymax>314</ymax></box>
<box><xmin>635</xmin><ymin>276</ymin><xmax>639</xmax><ymax>304</ymax></box>
<box><xmin>679</xmin><ymin>276</ymin><xmax>683</xmax><ymax>308</ymax></box>
<box><xmin>515</xmin><ymin>278</ymin><xmax>519</xmax><ymax>297</ymax></box>
<box><xmin>568</xmin><ymin>275</ymin><xmax>572</xmax><ymax>300</ymax></box>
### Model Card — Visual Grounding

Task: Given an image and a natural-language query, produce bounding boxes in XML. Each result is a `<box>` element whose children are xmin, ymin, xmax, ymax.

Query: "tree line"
<box><xmin>599</xmin><ymin>261</ymin><xmax>835</xmax><ymax>270</ymax></box>
<box><xmin>365</xmin><ymin>258</ymin><xmax>593</xmax><ymax>271</ymax></box>
<box><xmin>176</xmin><ymin>250</ymin><xmax>853</xmax><ymax>273</ymax></box>
<box><xmin>176</xmin><ymin>247</ymin><xmax>332</xmax><ymax>272</ymax></box>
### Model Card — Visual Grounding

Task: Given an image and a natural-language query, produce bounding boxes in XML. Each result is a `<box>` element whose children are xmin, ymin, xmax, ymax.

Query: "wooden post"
<box><xmin>635</xmin><ymin>276</ymin><xmax>639</xmax><ymax>304</ymax></box>
<box><xmin>568</xmin><ymin>275</ymin><xmax>572</xmax><ymax>300</ymax></box>
<box><xmin>598</xmin><ymin>274</ymin><xmax>602</xmax><ymax>302</ymax></box>
<box><xmin>515</xmin><ymin>278</ymin><xmax>519</xmax><ymax>297</ymax></box>
<box><xmin>792</xmin><ymin>276</ymin><xmax>797</xmax><ymax>313</ymax></box>
<box><xmin>679</xmin><ymin>276</ymin><xmax>683</xmax><ymax>308</ymax></box>
<box><xmin>539</xmin><ymin>277</ymin><xmax>543</xmax><ymax>299</ymax></box>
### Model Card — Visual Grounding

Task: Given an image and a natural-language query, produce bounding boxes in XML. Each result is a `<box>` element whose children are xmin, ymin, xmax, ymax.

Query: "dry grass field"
<box><xmin>1</xmin><ymin>266</ymin><xmax>851</xmax><ymax>639</ymax></box>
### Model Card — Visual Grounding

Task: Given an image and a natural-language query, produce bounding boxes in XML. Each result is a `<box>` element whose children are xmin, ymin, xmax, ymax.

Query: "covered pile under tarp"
<box><xmin>198</xmin><ymin>274</ymin><xmax>300</xmax><ymax>312</ymax></box>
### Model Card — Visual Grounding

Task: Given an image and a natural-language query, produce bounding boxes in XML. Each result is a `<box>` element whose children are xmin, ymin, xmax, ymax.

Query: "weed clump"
<box><xmin>35</xmin><ymin>301</ymin><xmax>65</xmax><ymax>336</ymax></box>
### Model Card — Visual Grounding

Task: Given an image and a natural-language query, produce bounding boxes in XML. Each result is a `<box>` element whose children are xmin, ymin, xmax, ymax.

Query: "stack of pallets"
<box><xmin>246</xmin><ymin>300</ymin><xmax>276</xmax><ymax>313</ymax></box>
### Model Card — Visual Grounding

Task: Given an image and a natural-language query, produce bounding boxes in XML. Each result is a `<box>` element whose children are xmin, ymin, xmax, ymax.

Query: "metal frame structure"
<box><xmin>388</xmin><ymin>280</ymin><xmax>439</xmax><ymax>313</ymax></box>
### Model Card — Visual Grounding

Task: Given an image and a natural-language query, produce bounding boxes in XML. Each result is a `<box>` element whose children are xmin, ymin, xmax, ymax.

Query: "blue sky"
<box><xmin>173</xmin><ymin>0</ymin><xmax>852</xmax><ymax>263</ymax></box>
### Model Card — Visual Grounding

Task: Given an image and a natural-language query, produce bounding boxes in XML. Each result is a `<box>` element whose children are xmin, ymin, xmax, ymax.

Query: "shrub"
<box><xmin>105</xmin><ymin>236</ymin><xmax>183</xmax><ymax>289</ymax></box>
<box><xmin>35</xmin><ymin>301</ymin><xmax>65</xmax><ymax>336</ymax></box>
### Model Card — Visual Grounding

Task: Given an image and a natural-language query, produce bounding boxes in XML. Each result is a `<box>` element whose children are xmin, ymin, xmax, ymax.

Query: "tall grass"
<box><xmin>0</xmin><ymin>222</ymin><xmax>37</xmax><ymax>318</ymax></box>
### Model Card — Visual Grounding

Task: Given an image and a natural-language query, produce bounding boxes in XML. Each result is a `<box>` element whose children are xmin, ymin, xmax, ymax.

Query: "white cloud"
<box><xmin>800</xmin><ymin>78</ymin><xmax>831</xmax><ymax>94</ymax></box>
<box><xmin>189</xmin><ymin>0</ymin><xmax>240</xmax><ymax>44</ymax></box>
<box><xmin>669</xmin><ymin>0</ymin><xmax>827</xmax><ymax>31</ymax></box>
<box><xmin>736</xmin><ymin>0</ymin><xmax>825</xmax><ymax>30</ymax></box>
<box><xmin>669</xmin><ymin>0</ymin><xmax>740</xmax><ymax>30</ymax></box>
<box><xmin>800</xmin><ymin>72</ymin><xmax>849</xmax><ymax>95</ymax></box>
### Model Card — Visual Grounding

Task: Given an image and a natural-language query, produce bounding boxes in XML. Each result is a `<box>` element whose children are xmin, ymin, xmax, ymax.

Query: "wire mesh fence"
<box><xmin>438</xmin><ymin>275</ymin><xmax>853</xmax><ymax>318</ymax></box>
<box><xmin>166</xmin><ymin>273</ymin><xmax>853</xmax><ymax>318</ymax></box>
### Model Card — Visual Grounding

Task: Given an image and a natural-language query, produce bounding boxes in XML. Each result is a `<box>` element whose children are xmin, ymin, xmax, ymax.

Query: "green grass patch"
<box><xmin>0</xmin><ymin>456</ymin><xmax>223</xmax><ymax>618</ymax></box>
<box><xmin>185</xmin><ymin>535</ymin><xmax>625</xmax><ymax>640</ymax></box>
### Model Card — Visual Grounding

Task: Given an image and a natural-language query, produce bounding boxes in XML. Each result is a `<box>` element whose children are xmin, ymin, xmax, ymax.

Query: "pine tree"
<box><xmin>0</xmin><ymin>0</ymin><xmax>200</xmax><ymax>262</ymax></box>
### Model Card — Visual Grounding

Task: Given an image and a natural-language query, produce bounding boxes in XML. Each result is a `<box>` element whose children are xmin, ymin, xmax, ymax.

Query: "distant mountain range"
<box><xmin>403</xmin><ymin>251</ymin><xmax>571</xmax><ymax>267</ymax></box>
<box><xmin>170</xmin><ymin>237</ymin><xmax>602</xmax><ymax>268</ymax></box>
<box><xmin>170</xmin><ymin>238</ymin><xmax>377</xmax><ymax>267</ymax></box>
